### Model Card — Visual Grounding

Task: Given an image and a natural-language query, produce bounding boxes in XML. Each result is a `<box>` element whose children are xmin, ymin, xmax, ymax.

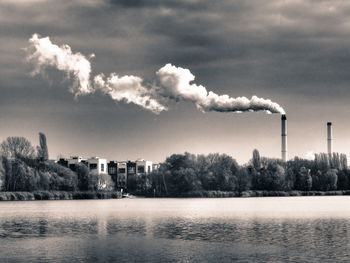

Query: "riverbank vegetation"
<box><xmin>137</xmin><ymin>150</ymin><xmax>350</xmax><ymax>197</ymax></box>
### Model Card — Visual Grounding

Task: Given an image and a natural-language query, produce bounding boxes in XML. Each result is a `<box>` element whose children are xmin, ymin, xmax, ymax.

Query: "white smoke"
<box><xmin>156</xmin><ymin>63</ymin><xmax>285</xmax><ymax>114</ymax></box>
<box><xmin>26</xmin><ymin>34</ymin><xmax>285</xmax><ymax>115</ymax></box>
<box><xmin>94</xmin><ymin>73</ymin><xmax>167</xmax><ymax>114</ymax></box>
<box><xmin>26</xmin><ymin>33</ymin><xmax>92</xmax><ymax>96</ymax></box>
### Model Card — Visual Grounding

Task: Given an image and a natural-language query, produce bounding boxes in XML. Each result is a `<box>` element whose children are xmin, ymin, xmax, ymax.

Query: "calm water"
<box><xmin>1</xmin><ymin>197</ymin><xmax>350</xmax><ymax>262</ymax></box>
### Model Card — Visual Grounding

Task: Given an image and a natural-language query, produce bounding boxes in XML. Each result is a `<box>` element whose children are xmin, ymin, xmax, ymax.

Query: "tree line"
<box><xmin>136</xmin><ymin>150</ymin><xmax>350</xmax><ymax>196</ymax></box>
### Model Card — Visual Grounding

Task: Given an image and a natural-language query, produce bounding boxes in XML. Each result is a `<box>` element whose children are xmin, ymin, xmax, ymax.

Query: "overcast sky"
<box><xmin>1</xmin><ymin>0</ymin><xmax>350</xmax><ymax>163</ymax></box>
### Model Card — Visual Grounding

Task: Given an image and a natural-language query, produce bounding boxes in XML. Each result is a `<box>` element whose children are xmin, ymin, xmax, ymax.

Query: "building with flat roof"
<box><xmin>117</xmin><ymin>162</ymin><xmax>127</xmax><ymax>189</ymax></box>
<box><xmin>107</xmin><ymin>161</ymin><xmax>118</xmax><ymax>187</ymax></box>
<box><xmin>67</xmin><ymin>156</ymin><xmax>86</xmax><ymax>172</ymax></box>
<box><xmin>136</xmin><ymin>159</ymin><xmax>152</xmax><ymax>175</ymax></box>
<box><xmin>87</xmin><ymin>157</ymin><xmax>107</xmax><ymax>175</ymax></box>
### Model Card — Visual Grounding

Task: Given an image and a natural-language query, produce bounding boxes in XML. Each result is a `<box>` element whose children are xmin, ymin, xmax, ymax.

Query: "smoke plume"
<box><xmin>156</xmin><ymin>64</ymin><xmax>285</xmax><ymax>114</ymax></box>
<box><xmin>94</xmin><ymin>73</ymin><xmax>167</xmax><ymax>114</ymax></box>
<box><xmin>27</xmin><ymin>34</ymin><xmax>92</xmax><ymax>96</ymax></box>
<box><xmin>26</xmin><ymin>34</ymin><xmax>285</xmax><ymax>115</ymax></box>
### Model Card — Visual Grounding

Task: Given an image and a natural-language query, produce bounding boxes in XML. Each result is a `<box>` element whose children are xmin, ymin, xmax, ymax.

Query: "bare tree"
<box><xmin>0</xmin><ymin>137</ymin><xmax>35</xmax><ymax>159</ymax></box>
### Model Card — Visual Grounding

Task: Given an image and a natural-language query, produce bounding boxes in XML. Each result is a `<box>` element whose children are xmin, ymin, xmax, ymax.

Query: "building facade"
<box><xmin>136</xmin><ymin>159</ymin><xmax>152</xmax><ymax>175</ymax></box>
<box><xmin>117</xmin><ymin>162</ymin><xmax>127</xmax><ymax>189</ymax></box>
<box><xmin>67</xmin><ymin>156</ymin><xmax>86</xmax><ymax>171</ymax></box>
<box><xmin>87</xmin><ymin>157</ymin><xmax>107</xmax><ymax>175</ymax></box>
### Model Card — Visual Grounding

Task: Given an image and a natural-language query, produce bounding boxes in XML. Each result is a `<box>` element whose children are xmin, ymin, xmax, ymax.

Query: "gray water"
<box><xmin>0</xmin><ymin>197</ymin><xmax>350</xmax><ymax>263</ymax></box>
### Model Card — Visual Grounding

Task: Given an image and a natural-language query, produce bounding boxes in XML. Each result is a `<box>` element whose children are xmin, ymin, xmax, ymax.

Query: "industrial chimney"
<box><xmin>327</xmin><ymin>122</ymin><xmax>333</xmax><ymax>154</ymax></box>
<box><xmin>281</xmin><ymin>114</ymin><xmax>287</xmax><ymax>162</ymax></box>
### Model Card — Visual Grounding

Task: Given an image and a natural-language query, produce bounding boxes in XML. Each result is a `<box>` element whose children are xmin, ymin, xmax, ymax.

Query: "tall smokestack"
<box><xmin>281</xmin><ymin>115</ymin><xmax>287</xmax><ymax>162</ymax></box>
<box><xmin>327</xmin><ymin>122</ymin><xmax>333</xmax><ymax>154</ymax></box>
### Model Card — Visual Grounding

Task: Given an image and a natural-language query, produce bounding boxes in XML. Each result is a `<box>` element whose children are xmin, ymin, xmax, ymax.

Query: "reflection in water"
<box><xmin>0</xmin><ymin>218</ymin><xmax>99</xmax><ymax>238</ymax></box>
<box><xmin>107</xmin><ymin>218</ymin><xmax>146</xmax><ymax>236</ymax></box>
<box><xmin>0</xmin><ymin>197</ymin><xmax>350</xmax><ymax>262</ymax></box>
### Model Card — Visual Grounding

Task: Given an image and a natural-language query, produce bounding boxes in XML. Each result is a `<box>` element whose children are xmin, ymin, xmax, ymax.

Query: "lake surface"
<box><xmin>1</xmin><ymin>196</ymin><xmax>350</xmax><ymax>262</ymax></box>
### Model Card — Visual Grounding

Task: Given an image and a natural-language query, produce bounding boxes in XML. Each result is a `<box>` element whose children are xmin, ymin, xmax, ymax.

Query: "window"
<box><xmin>90</xmin><ymin>163</ymin><xmax>97</xmax><ymax>170</ymax></box>
<box><xmin>137</xmin><ymin>166</ymin><xmax>145</xmax><ymax>173</ymax></box>
<box><xmin>148</xmin><ymin>166</ymin><xmax>151</xmax><ymax>174</ymax></box>
<box><xmin>118</xmin><ymin>168</ymin><xmax>126</xmax><ymax>173</ymax></box>
<box><xmin>109</xmin><ymin>167</ymin><xmax>116</xmax><ymax>174</ymax></box>
<box><xmin>101</xmin><ymin>163</ymin><xmax>104</xmax><ymax>172</ymax></box>
<box><xmin>128</xmin><ymin>167</ymin><xmax>135</xmax><ymax>174</ymax></box>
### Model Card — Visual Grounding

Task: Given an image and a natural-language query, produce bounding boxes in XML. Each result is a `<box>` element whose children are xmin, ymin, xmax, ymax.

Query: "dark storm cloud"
<box><xmin>2</xmin><ymin>0</ymin><xmax>350</xmax><ymax>97</ymax></box>
<box><xmin>108</xmin><ymin>0</ymin><xmax>205</xmax><ymax>10</ymax></box>
<box><xmin>99</xmin><ymin>0</ymin><xmax>350</xmax><ymax>96</ymax></box>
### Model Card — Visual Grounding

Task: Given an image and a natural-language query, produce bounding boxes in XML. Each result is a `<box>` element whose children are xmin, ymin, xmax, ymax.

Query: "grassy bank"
<box><xmin>175</xmin><ymin>190</ymin><xmax>350</xmax><ymax>198</ymax></box>
<box><xmin>0</xmin><ymin>191</ymin><xmax>122</xmax><ymax>201</ymax></box>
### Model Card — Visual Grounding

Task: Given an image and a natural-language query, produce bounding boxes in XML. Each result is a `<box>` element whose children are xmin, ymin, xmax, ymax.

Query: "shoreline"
<box><xmin>176</xmin><ymin>190</ymin><xmax>350</xmax><ymax>198</ymax></box>
<box><xmin>0</xmin><ymin>190</ymin><xmax>122</xmax><ymax>201</ymax></box>
<box><xmin>1</xmin><ymin>190</ymin><xmax>350</xmax><ymax>201</ymax></box>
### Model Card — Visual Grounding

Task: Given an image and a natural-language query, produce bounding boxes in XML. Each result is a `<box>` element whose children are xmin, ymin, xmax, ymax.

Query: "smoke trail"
<box><xmin>26</xmin><ymin>34</ymin><xmax>285</xmax><ymax>115</ymax></box>
<box><xmin>27</xmin><ymin>34</ymin><xmax>93</xmax><ymax>96</ymax></box>
<box><xmin>94</xmin><ymin>73</ymin><xmax>167</xmax><ymax>114</ymax></box>
<box><xmin>156</xmin><ymin>64</ymin><xmax>285</xmax><ymax>114</ymax></box>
